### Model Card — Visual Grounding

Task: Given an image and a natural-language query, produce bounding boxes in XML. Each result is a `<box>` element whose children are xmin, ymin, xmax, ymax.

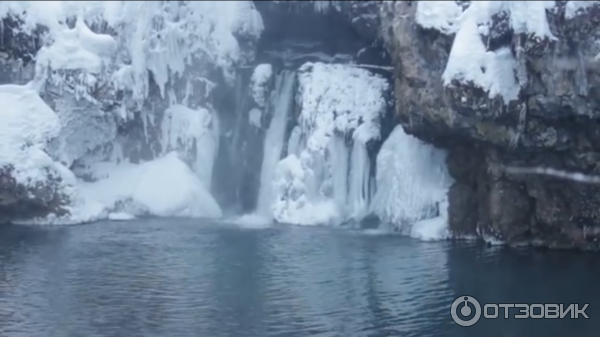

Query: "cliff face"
<box><xmin>383</xmin><ymin>1</ymin><xmax>600</xmax><ymax>249</ymax></box>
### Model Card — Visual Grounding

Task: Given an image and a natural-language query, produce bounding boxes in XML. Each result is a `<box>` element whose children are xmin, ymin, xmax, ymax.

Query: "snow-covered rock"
<box><xmin>0</xmin><ymin>84</ymin><xmax>75</xmax><ymax>221</ymax></box>
<box><xmin>78</xmin><ymin>152</ymin><xmax>222</xmax><ymax>219</ymax></box>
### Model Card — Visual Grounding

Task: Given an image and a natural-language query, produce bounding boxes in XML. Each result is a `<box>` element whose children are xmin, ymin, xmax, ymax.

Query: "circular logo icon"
<box><xmin>451</xmin><ymin>295</ymin><xmax>481</xmax><ymax>327</ymax></box>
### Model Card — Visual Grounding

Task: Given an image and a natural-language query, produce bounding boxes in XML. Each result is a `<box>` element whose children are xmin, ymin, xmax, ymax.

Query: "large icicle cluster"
<box><xmin>271</xmin><ymin>62</ymin><xmax>388</xmax><ymax>226</ymax></box>
<box><xmin>370</xmin><ymin>126</ymin><xmax>452</xmax><ymax>240</ymax></box>
<box><xmin>0</xmin><ymin>1</ymin><xmax>263</xmax><ymax>224</ymax></box>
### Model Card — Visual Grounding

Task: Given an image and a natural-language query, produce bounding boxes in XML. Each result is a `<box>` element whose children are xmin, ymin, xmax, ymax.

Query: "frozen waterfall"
<box><xmin>249</xmin><ymin>62</ymin><xmax>452</xmax><ymax>239</ymax></box>
<box><xmin>269</xmin><ymin>62</ymin><xmax>388</xmax><ymax>226</ymax></box>
<box><xmin>256</xmin><ymin>70</ymin><xmax>296</xmax><ymax>217</ymax></box>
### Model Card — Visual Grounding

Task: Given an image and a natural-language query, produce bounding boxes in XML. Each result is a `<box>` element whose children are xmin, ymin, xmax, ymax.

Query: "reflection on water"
<box><xmin>0</xmin><ymin>219</ymin><xmax>598</xmax><ymax>337</ymax></box>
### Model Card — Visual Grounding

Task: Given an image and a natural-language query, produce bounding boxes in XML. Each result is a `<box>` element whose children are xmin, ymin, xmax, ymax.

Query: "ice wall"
<box><xmin>370</xmin><ymin>126</ymin><xmax>452</xmax><ymax>238</ymax></box>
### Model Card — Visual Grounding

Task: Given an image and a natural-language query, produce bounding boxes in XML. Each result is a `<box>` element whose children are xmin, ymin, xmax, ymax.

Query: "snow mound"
<box><xmin>36</xmin><ymin>17</ymin><xmax>116</xmax><ymax>75</ymax></box>
<box><xmin>78</xmin><ymin>152</ymin><xmax>222</xmax><ymax>219</ymax></box>
<box><xmin>371</xmin><ymin>125</ymin><xmax>452</xmax><ymax>240</ymax></box>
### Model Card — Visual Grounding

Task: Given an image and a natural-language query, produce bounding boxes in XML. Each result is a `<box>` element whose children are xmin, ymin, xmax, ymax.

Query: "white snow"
<box><xmin>0</xmin><ymin>1</ymin><xmax>264</xmax><ymax>103</ymax></box>
<box><xmin>0</xmin><ymin>84</ymin><xmax>70</xmax><ymax>186</ymax></box>
<box><xmin>371</xmin><ymin>125</ymin><xmax>452</xmax><ymax>240</ymax></box>
<box><xmin>438</xmin><ymin>1</ymin><xmax>557</xmax><ymax>103</ymax></box>
<box><xmin>78</xmin><ymin>152</ymin><xmax>222</xmax><ymax>219</ymax></box>
<box><xmin>442</xmin><ymin>13</ymin><xmax>520</xmax><ymax>103</ymax></box>
<box><xmin>36</xmin><ymin>17</ymin><xmax>116</xmax><ymax>75</ymax></box>
<box><xmin>250</xmin><ymin>63</ymin><xmax>273</xmax><ymax>108</ymax></box>
<box><xmin>415</xmin><ymin>1</ymin><xmax>463</xmax><ymax>34</ymax></box>
<box><xmin>296</xmin><ymin>62</ymin><xmax>388</xmax><ymax>148</ymax></box>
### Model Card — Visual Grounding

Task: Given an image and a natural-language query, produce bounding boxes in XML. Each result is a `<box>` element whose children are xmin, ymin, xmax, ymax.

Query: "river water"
<box><xmin>0</xmin><ymin>219</ymin><xmax>598</xmax><ymax>337</ymax></box>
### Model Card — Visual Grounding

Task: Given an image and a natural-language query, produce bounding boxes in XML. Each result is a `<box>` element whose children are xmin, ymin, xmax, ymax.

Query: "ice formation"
<box><xmin>160</xmin><ymin>105</ymin><xmax>219</xmax><ymax>190</ymax></box>
<box><xmin>270</xmin><ymin>62</ymin><xmax>389</xmax><ymax>226</ymax></box>
<box><xmin>250</xmin><ymin>63</ymin><xmax>273</xmax><ymax>108</ymax></box>
<box><xmin>370</xmin><ymin>126</ymin><xmax>452</xmax><ymax>238</ymax></box>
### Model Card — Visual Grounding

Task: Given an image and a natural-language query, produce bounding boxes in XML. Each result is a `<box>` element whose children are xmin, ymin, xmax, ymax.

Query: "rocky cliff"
<box><xmin>382</xmin><ymin>1</ymin><xmax>600</xmax><ymax>249</ymax></box>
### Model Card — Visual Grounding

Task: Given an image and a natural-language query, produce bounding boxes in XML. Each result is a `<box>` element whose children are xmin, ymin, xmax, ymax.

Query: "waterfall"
<box><xmin>256</xmin><ymin>70</ymin><xmax>297</xmax><ymax>217</ymax></box>
<box><xmin>247</xmin><ymin>62</ymin><xmax>450</xmax><ymax>237</ymax></box>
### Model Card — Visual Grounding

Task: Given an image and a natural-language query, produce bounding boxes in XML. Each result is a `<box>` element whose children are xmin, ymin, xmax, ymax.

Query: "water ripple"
<box><xmin>1</xmin><ymin>220</ymin><xmax>598</xmax><ymax>337</ymax></box>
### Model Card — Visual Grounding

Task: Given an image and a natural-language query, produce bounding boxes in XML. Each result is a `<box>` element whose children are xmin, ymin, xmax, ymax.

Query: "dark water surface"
<box><xmin>0</xmin><ymin>219</ymin><xmax>599</xmax><ymax>337</ymax></box>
